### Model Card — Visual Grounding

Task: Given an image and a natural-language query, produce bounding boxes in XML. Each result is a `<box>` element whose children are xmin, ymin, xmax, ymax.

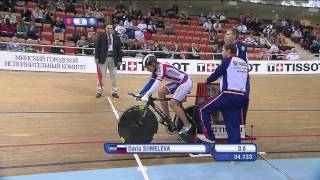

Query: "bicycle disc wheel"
<box><xmin>118</xmin><ymin>105</ymin><xmax>158</xmax><ymax>143</ymax></box>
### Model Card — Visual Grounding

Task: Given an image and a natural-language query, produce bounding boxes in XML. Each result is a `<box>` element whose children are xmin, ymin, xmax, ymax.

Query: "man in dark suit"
<box><xmin>95</xmin><ymin>23</ymin><xmax>122</xmax><ymax>98</ymax></box>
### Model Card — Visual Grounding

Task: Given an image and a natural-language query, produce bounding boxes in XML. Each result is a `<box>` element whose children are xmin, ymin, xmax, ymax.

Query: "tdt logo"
<box><xmin>267</xmin><ymin>63</ymin><xmax>275</xmax><ymax>72</ymax></box>
<box><xmin>117</xmin><ymin>61</ymin><xmax>126</xmax><ymax>70</ymax></box>
<box><xmin>197</xmin><ymin>63</ymin><xmax>215</xmax><ymax>72</ymax></box>
<box><xmin>207</xmin><ymin>63</ymin><xmax>215</xmax><ymax>72</ymax></box>
<box><xmin>197</xmin><ymin>63</ymin><xmax>205</xmax><ymax>72</ymax></box>
<box><xmin>276</xmin><ymin>63</ymin><xmax>284</xmax><ymax>72</ymax></box>
<box><xmin>268</xmin><ymin>63</ymin><xmax>284</xmax><ymax>72</ymax></box>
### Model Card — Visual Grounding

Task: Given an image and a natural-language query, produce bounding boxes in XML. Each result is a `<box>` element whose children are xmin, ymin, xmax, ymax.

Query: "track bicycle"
<box><xmin>118</xmin><ymin>93</ymin><xmax>200</xmax><ymax>143</ymax></box>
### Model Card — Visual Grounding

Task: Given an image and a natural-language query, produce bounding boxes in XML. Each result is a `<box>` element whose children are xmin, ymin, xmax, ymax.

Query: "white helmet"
<box><xmin>142</xmin><ymin>54</ymin><xmax>158</xmax><ymax>67</ymax></box>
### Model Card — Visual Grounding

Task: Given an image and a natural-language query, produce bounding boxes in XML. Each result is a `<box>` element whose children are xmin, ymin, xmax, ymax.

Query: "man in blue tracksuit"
<box><xmin>224</xmin><ymin>28</ymin><xmax>250</xmax><ymax>126</ymax></box>
<box><xmin>196</xmin><ymin>43</ymin><xmax>248</xmax><ymax>144</ymax></box>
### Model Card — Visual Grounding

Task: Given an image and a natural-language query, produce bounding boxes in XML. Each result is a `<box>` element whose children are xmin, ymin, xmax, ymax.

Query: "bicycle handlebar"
<box><xmin>128</xmin><ymin>92</ymin><xmax>171</xmax><ymax>101</ymax></box>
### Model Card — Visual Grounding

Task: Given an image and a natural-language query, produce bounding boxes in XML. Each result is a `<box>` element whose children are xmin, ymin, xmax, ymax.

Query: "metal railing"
<box><xmin>0</xmin><ymin>41</ymin><xmax>319</xmax><ymax>59</ymax></box>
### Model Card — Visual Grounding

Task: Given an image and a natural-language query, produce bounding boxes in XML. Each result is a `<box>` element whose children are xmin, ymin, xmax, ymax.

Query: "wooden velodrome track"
<box><xmin>0</xmin><ymin>70</ymin><xmax>320</xmax><ymax>176</ymax></box>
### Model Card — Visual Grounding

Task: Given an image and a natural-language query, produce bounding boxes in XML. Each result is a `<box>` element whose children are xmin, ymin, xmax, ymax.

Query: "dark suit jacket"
<box><xmin>95</xmin><ymin>32</ymin><xmax>122</xmax><ymax>65</ymax></box>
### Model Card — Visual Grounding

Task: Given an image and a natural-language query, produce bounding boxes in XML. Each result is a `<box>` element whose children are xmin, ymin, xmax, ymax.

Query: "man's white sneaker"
<box><xmin>196</xmin><ymin>134</ymin><xmax>215</xmax><ymax>144</ymax></box>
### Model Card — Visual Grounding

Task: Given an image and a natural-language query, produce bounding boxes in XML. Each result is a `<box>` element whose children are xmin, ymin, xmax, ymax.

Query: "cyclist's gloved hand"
<box><xmin>141</xmin><ymin>95</ymin><xmax>149</xmax><ymax>103</ymax></box>
<box><xmin>135</xmin><ymin>94</ymin><xmax>142</xmax><ymax>101</ymax></box>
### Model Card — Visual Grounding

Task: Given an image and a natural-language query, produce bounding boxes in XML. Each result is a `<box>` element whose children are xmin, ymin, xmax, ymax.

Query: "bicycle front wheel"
<box><xmin>118</xmin><ymin>105</ymin><xmax>158</xmax><ymax>143</ymax></box>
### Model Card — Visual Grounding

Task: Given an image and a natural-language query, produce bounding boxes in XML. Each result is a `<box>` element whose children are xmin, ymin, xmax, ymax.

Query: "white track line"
<box><xmin>105</xmin><ymin>96</ymin><xmax>150</xmax><ymax>180</ymax></box>
<box><xmin>259</xmin><ymin>153</ymin><xmax>293</xmax><ymax>180</ymax></box>
<box><xmin>106</xmin><ymin>97</ymin><xmax>120</xmax><ymax>120</ymax></box>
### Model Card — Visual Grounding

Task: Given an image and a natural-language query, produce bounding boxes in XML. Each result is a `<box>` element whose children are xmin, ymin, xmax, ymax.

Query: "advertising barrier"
<box><xmin>1</xmin><ymin>51</ymin><xmax>319</xmax><ymax>75</ymax></box>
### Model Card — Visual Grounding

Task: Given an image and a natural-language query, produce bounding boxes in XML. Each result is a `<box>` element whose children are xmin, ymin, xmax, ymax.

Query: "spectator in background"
<box><xmin>16</xmin><ymin>21</ymin><xmax>29</xmax><ymax>39</ymax></box>
<box><xmin>76</xmin><ymin>35</ymin><xmax>89</xmax><ymax>54</ymax></box>
<box><xmin>210</xmin><ymin>10</ymin><xmax>220</xmax><ymax>21</ymax></box>
<box><xmin>292</xmin><ymin>28</ymin><xmax>302</xmax><ymax>43</ymax></box>
<box><xmin>171</xmin><ymin>42</ymin><xmax>185</xmax><ymax>59</ymax></box>
<box><xmin>105</xmin><ymin>15</ymin><xmax>113</xmax><ymax>26</ymax></box>
<box><xmin>119</xmin><ymin>33</ymin><xmax>129</xmax><ymax>51</ymax></box>
<box><xmin>151</xmin><ymin>40</ymin><xmax>163</xmax><ymax>58</ymax></box>
<box><xmin>41</xmin><ymin>9</ymin><xmax>53</xmax><ymax>24</ymax></box>
<box><xmin>203</xmin><ymin>19</ymin><xmax>212</xmax><ymax>32</ymax></box>
<box><xmin>115</xmin><ymin>20</ymin><xmax>126</xmax><ymax>35</ymax></box>
<box><xmin>281</xmin><ymin>18</ymin><xmax>289</xmax><ymax>29</ymax></box>
<box><xmin>7</xmin><ymin>36</ymin><xmax>24</xmax><ymax>51</ymax></box>
<box><xmin>134</xmin><ymin>29</ymin><xmax>144</xmax><ymax>40</ymax></box>
<box><xmin>86</xmin><ymin>32</ymin><xmax>97</xmax><ymax>55</ymax></box>
<box><xmin>161</xmin><ymin>42</ymin><xmax>171</xmax><ymax>58</ymax></box>
<box><xmin>259</xmin><ymin>34</ymin><xmax>271</xmax><ymax>48</ymax></box>
<box><xmin>28</xmin><ymin>23</ymin><xmax>40</xmax><ymax>40</ymax></box>
<box><xmin>178</xmin><ymin>10</ymin><xmax>188</xmax><ymax>25</ymax></box>
<box><xmin>237</xmin><ymin>22</ymin><xmax>248</xmax><ymax>34</ymax></box>
<box><xmin>279</xmin><ymin>33</ymin><xmax>291</xmax><ymax>51</ymax></box>
<box><xmin>188</xmin><ymin>43</ymin><xmax>200</xmax><ymax>59</ymax></box>
<box><xmin>268</xmin><ymin>40</ymin><xmax>283</xmax><ymax>60</ymax></box>
<box><xmin>245</xmin><ymin>33</ymin><xmax>258</xmax><ymax>47</ymax></box>
<box><xmin>213</xmin><ymin>20</ymin><xmax>223</xmax><ymax>34</ymax></box>
<box><xmin>25</xmin><ymin>39</ymin><xmax>39</xmax><ymax>53</ymax></box>
<box><xmin>6</xmin><ymin>11</ymin><xmax>17</xmax><ymax>24</ymax></box>
<box><xmin>48</xmin><ymin>0</ymin><xmax>57</xmax><ymax>11</ymax></box>
<box><xmin>21</xmin><ymin>6</ymin><xmax>32</xmax><ymax>22</ymax></box>
<box><xmin>52</xmin><ymin>16</ymin><xmax>65</xmax><ymax>33</ymax></box>
<box><xmin>209</xmin><ymin>32</ymin><xmax>220</xmax><ymax>45</ymax></box>
<box><xmin>219</xmin><ymin>12</ymin><xmax>227</xmax><ymax>24</ymax></box>
<box><xmin>52</xmin><ymin>39</ymin><xmax>64</xmax><ymax>54</ymax></box>
<box><xmin>286</xmin><ymin>48</ymin><xmax>300</xmax><ymax>60</ymax></box>
<box><xmin>124</xmin><ymin>18</ymin><xmax>134</xmax><ymax>32</ymax></box>
<box><xmin>153</xmin><ymin>16</ymin><xmax>164</xmax><ymax>29</ymax></box>
<box><xmin>263</xmin><ymin>24</ymin><xmax>274</xmax><ymax>37</ymax></box>
<box><xmin>137</xmin><ymin>19</ymin><xmax>147</xmax><ymax>32</ymax></box>
<box><xmin>68</xmin><ymin>27</ymin><xmax>86</xmax><ymax>42</ymax></box>
<box><xmin>147</xmin><ymin>19</ymin><xmax>157</xmax><ymax>34</ymax></box>
<box><xmin>129</xmin><ymin>39</ymin><xmax>142</xmax><ymax>57</ymax></box>
<box><xmin>56</xmin><ymin>0</ymin><xmax>65</xmax><ymax>12</ymax></box>
<box><xmin>212</xmin><ymin>44</ymin><xmax>223</xmax><ymax>60</ymax></box>
<box><xmin>85</xmin><ymin>7</ymin><xmax>93</xmax><ymax>17</ymax></box>
<box><xmin>141</xmin><ymin>42</ymin><xmax>150</xmax><ymax>56</ymax></box>
<box><xmin>93</xmin><ymin>8</ymin><xmax>104</xmax><ymax>22</ymax></box>
<box><xmin>310</xmin><ymin>35</ymin><xmax>320</xmax><ymax>54</ymax></box>
<box><xmin>32</xmin><ymin>6</ymin><xmax>43</xmax><ymax>23</ymax></box>
<box><xmin>0</xmin><ymin>18</ymin><xmax>15</xmax><ymax>37</ymax></box>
